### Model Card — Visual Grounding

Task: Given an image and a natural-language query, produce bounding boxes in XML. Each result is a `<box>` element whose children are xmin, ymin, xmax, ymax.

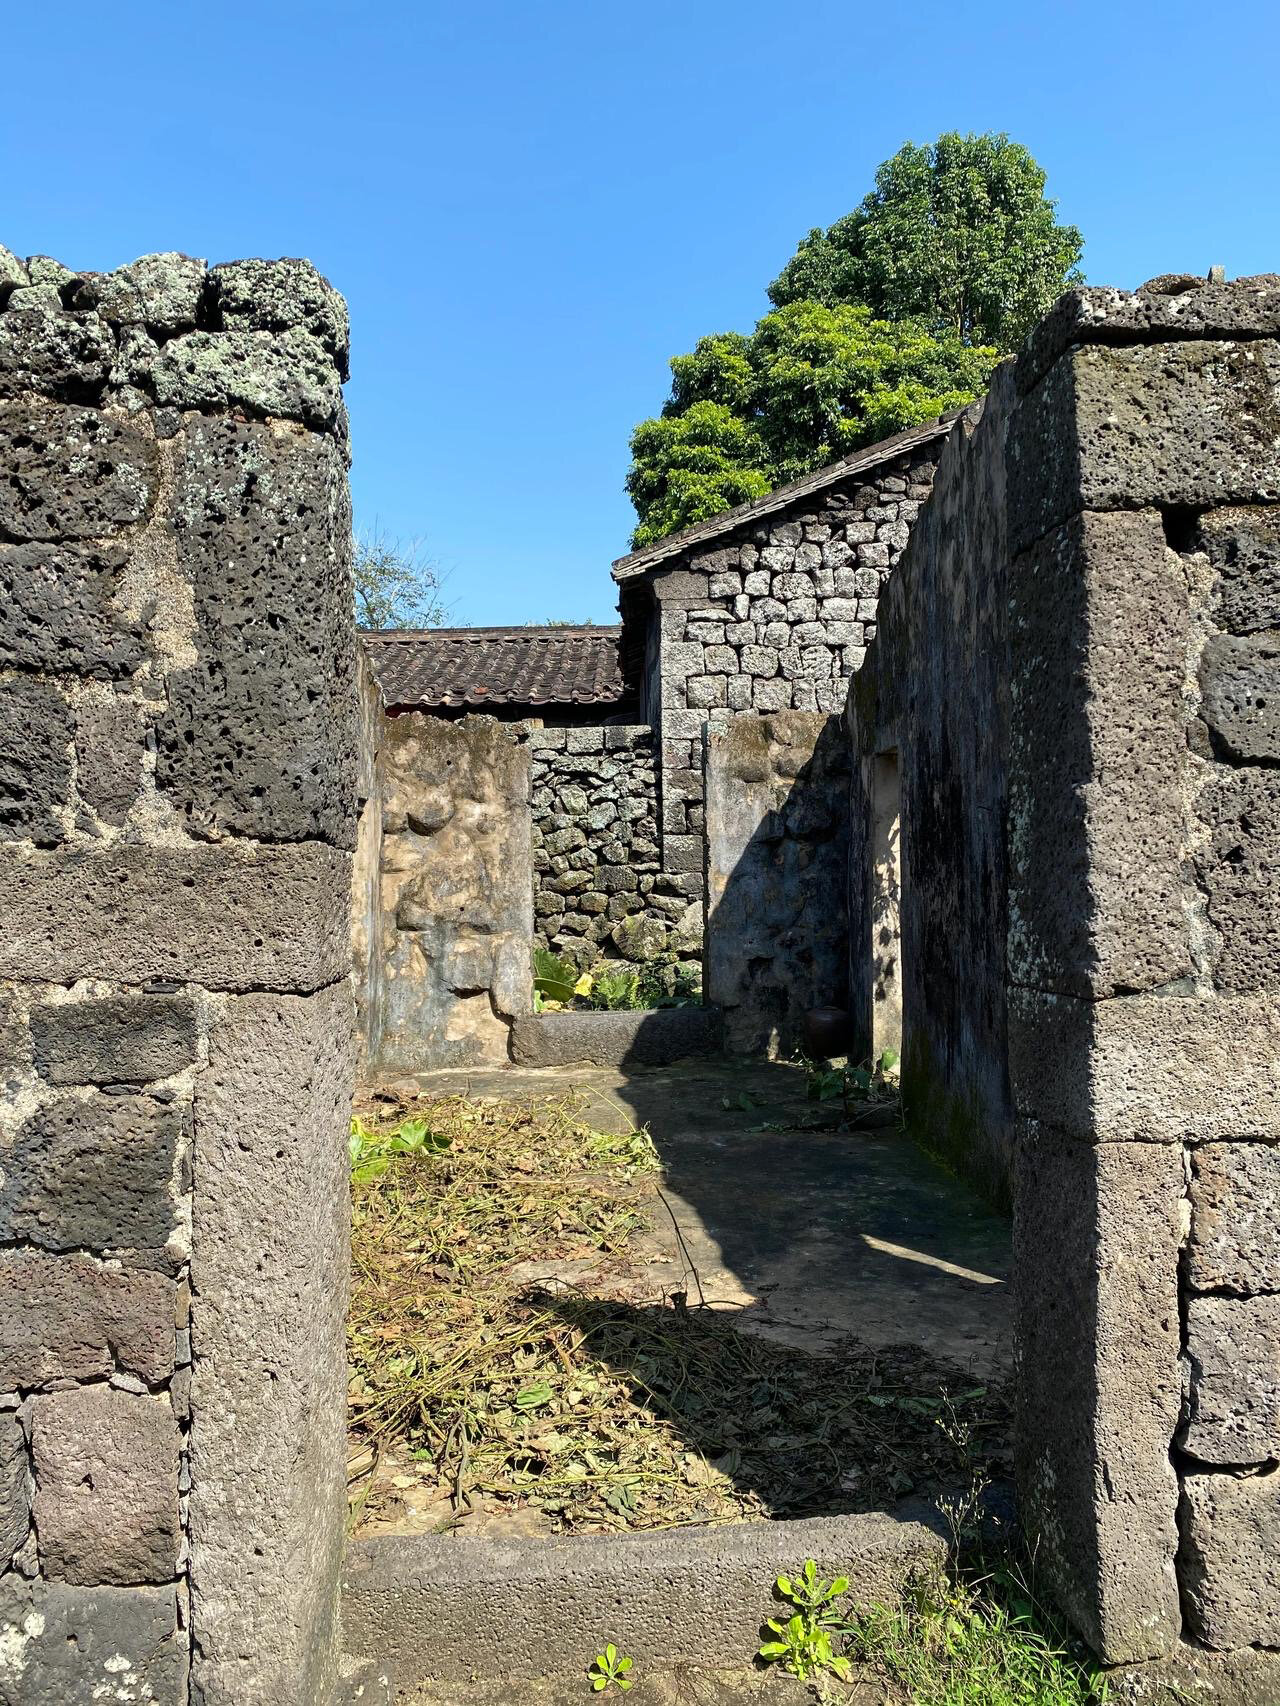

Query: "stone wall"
<box><xmin>0</xmin><ymin>247</ymin><xmax>358</xmax><ymax>1704</ymax></box>
<box><xmin>705</xmin><ymin>713</ymin><xmax>850</xmax><ymax>1054</ymax></box>
<box><xmin>847</xmin><ymin>273</ymin><xmax>1280</xmax><ymax>1697</ymax></box>
<box><xmin>623</xmin><ymin>434</ymin><xmax>942</xmax><ymax>953</ymax></box>
<box><xmin>371</xmin><ymin>714</ymin><xmax>532</xmax><ymax>1071</ymax></box>
<box><xmin>528</xmin><ymin>724</ymin><xmax>696</xmax><ymax>970</ymax></box>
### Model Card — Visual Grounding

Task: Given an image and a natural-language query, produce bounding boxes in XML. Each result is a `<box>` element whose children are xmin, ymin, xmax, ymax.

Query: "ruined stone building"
<box><xmin>2</xmin><ymin>247</ymin><xmax>1279</xmax><ymax>1705</ymax></box>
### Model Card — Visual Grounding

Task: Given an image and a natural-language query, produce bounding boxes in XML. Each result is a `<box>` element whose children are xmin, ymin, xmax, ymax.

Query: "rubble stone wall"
<box><xmin>644</xmin><ymin>441</ymin><xmax>940</xmax><ymax>943</ymax></box>
<box><xmin>528</xmin><ymin>724</ymin><xmax>697</xmax><ymax>971</ymax></box>
<box><xmin>0</xmin><ymin>246</ymin><xmax>357</xmax><ymax>1705</ymax></box>
<box><xmin>848</xmin><ymin>274</ymin><xmax>1280</xmax><ymax>1699</ymax></box>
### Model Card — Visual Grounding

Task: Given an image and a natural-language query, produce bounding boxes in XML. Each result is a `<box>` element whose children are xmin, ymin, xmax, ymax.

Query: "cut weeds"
<box><xmin>348</xmin><ymin>1087</ymin><xmax>1009</xmax><ymax>1537</ymax></box>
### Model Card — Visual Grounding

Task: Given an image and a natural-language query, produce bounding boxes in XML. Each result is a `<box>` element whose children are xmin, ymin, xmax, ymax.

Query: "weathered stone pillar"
<box><xmin>1006</xmin><ymin>279</ymin><xmax>1280</xmax><ymax>1695</ymax></box>
<box><xmin>0</xmin><ymin>247</ymin><xmax>357</xmax><ymax>1704</ymax></box>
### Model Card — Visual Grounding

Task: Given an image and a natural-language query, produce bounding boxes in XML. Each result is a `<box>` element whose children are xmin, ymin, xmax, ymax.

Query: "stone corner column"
<box><xmin>0</xmin><ymin>243</ymin><xmax>357</xmax><ymax>1704</ymax></box>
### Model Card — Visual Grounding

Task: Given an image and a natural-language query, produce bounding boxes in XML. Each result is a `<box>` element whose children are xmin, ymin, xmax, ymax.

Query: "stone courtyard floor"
<box><xmin>348</xmin><ymin>1057</ymin><xmax>1012</xmax><ymax>1543</ymax></box>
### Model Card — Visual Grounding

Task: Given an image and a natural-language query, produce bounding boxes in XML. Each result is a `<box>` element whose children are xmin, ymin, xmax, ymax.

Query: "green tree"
<box><xmin>354</xmin><ymin>528</ymin><xmax>450</xmax><ymax>630</ymax></box>
<box><xmin>768</xmin><ymin>132</ymin><xmax>1083</xmax><ymax>349</ymax></box>
<box><xmin>626</xmin><ymin>305</ymin><xmax>996</xmax><ymax>549</ymax></box>
<box><xmin>626</xmin><ymin>132</ymin><xmax>1080</xmax><ymax>548</ymax></box>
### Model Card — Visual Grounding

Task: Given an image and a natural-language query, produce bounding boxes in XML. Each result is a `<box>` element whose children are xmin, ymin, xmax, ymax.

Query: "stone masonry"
<box><xmin>0</xmin><ymin>247</ymin><xmax>359</xmax><ymax>1705</ymax></box>
<box><xmin>849</xmin><ymin>272</ymin><xmax>1280</xmax><ymax>1701</ymax></box>
<box><xmin>528</xmin><ymin>724</ymin><xmax>697</xmax><ymax>971</ymax></box>
<box><xmin>614</xmin><ymin>422</ymin><xmax>948</xmax><ymax>952</ymax></box>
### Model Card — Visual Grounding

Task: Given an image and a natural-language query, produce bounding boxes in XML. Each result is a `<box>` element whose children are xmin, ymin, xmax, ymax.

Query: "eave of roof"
<box><xmin>360</xmin><ymin>624</ymin><xmax>628</xmax><ymax>711</ymax></box>
<box><xmin>611</xmin><ymin>414</ymin><xmax>957</xmax><ymax>582</ymax></box>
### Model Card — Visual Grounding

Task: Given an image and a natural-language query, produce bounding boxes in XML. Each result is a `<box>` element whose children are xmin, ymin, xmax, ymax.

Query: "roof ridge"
<box><xmin>611</xmin><ymin>413</ymin><xmax>959</xmax><ymax>581</ymax></box>
<box><xmin>361</xmin><ymin>624</ymin><xmax>621</xmax><ymax>641</ymax></box>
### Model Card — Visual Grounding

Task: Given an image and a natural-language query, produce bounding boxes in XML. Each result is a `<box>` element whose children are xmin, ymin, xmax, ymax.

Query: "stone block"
<box><xmin>1181</xmin><ymin>1469</ymin><xmax>1280</xmax><ymax>1649</ymax></box>
<box><xmin>1184</xmin><ymin>1293</ymin><xmax>1280</xmax><ymax>1465</ymax></box>
<box><xmin>662</xmin><ymin>834</ymin><xmax>703</xmax><ymax>874</ymax></box>
<box><xmin>0</xmin><ymin>1250</ymin><xmax>175</xmax><ymax>1388</ymax></box>
<box><xmin>740</xmin><ymin>646</ymin><xmax>777</xmax><ymax>677</ymax></box>
<box><xmin>0</xmin><ymin>305</ymin><xmax>113</xmax><ymax>399</ymax></box>
<box><xmin>210</xmin><ymin>257</ymin><xmax>350</xmax><ymax>374</ymax></box>
<box><xmin>652</xmin><ymin>569</ymin><xmax>710</xmax><ymax>603</ymax></box>
<box><xmin>0</xmin><ymin>675</ymin><xmax>71</xmax><ymax>846</ymax></box>
<box><xmin>72</xmin><ymin>251</ymin><xmax>207</xmax><ymax>333</ymax></box>
<box><xmin>0</xmin><ymin>541</ymin><xmax>144</xmax><ymax>678</ymax></box>
<box><xmin>1199</xmin><ymin>630</ymin><xmax>1280</xmax><ymax>762</ymax></box>
<box><xmin>1015</xmin><ymin>276</ymin><xmax>1280</xmax><ymax>394</ymax></box>
<box><xmin>1015</xmin><ymin>1129</ymin><xmax>1182</xmax><ymax>1661</ymax></box>
<box><xmin>1195</xmin><ymin>768</ymin><xmax>1280</xmax><ymax>993</ymax></box>
<box><xmin>686</xmin><ymin>675</ymin><xmax>726</xmax><ymax>709</ymax></box>
<box><xmin>752</xmin><ymin>678</ymin><xmax>792</xmax><ymax>712</ymax></box>
<box><xmin>510</xmin><ymin>1005</ymin><xmax>722</xmax><ymax>1068</ymax></box>
<box><xmin>1196</xmin><ymin>505</ymin><xmax>1280</xmax><ymax>636</ymax></box>
<box><xmin>661</xmin><ymin>709</ymin><xmax>708</xmax><ymax>739</ymax></box>
<box><xmin>708</xmin><ymin>571</ymin><xmax>741</xmax><ymax>598</ymax></box>
<box><xmin>0</xmin><ymin>1577</ymin><xmax>187</xmax><ymax>1705</ymax></box>
<box><xmin>0</xmin><ymin>1090</ymin><xmax>185</xmax><ymax>1262</ymax></box>
<box><xmin>703</xmin><ymin>645</ymin><xmax>738</xmax><ymax>674</ymax></box>
<box><xmin>1007</xmin><ymin>510</ymin><xmax>1191</xmax><ymax>998</ymax></box>
<box><xmin>74</xmin><ymin>693</ymin><xmax>142</xmax><ymax>823</ymax></box>
<box><xmin>1010</xmin><ymin>340</ymin><xmax>1280</xmax><ymax>553</ymax></box>
<box><xmin>726</xmin><ymin>676</ymin><xmax>752</xmax><ymax>710</ymax></box>
<box><xmin>32</xmin><ymin>1386</ymin><xmax>180</xmax><ymax>1587</ymax></box>
<box><xmin>32</xmin><ymin>996</ymin><xmax>199</xmax><ymax>1085</ymax></box>
<box><xmin>0</xmin><ymin>400</ymin><xmax>157</xmax><ymax>541</ymax></box>
<box><xmin>149</xmin><ymin>326</ymin><xmax>343</xmax><ymax>430</ymax></box>
<box><xmin>1188</xmin><ymin>1142</ymin><xmax>1280</xmax><ymax>1293</ymax></box>
<box><xmin>154</xmin><ymin>415</ymin><xmax>356</xmax><ymax>845</ymax></box>
<box><xmin>0</xmin><ymin>1412</ymin><xmax>29</xmax><ymax>1566</ymax></box>
<box><xmin>0</xmin><ymin>841</ymin><xmax>351</xmax><ymax>991</ymax></box>
<box><xmin>1007</xmin><ymin>989</ymin><xmax>1280</xmax><ymax>1144</ymax></box>
<box><xmin>189</xmin><ymin>985</ymin><xmax>352</xmax><ymax>1704</ymax></box>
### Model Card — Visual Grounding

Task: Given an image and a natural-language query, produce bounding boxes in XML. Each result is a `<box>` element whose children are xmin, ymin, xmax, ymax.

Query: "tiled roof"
<box><xmin>611</xmin><ymin>415</ymin><xmax>958</xmax><ymax>581</ymax></box>
<box><xmin>362</xmin><ymin>625</ymin><xmax>627</xmax><ymax>710</ymax></box>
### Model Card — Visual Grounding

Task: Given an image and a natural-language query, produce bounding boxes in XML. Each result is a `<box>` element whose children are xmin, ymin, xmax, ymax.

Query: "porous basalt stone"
<box><xmin>1007</xmin><ymin>989</ymin><xmax>1280</xmax><ymax>1144</ymax></box>
<box><xmin>150</xmin><ymin>326</ymin><xmax>344</xmax><ymax>430</ymax></box>
<box><xmin>1006</xmin><ymin>510</ymin><xmax>1191</xmax><ymax>998</ymax></box>
<box><xmin>1184</xmin><ymin>1293</ymin><xmax>1280</xmax><ymax>1465</ymax></box>
<box><xmin>0</xmin><ymin>675</ymin><xmax>71</xmax><ymax>845</ymax></box>
<box><xmin>1187</xmin><ymin>1143</ymin><xmax>1280</xmax><ymax>1294</ymax></box>
<box><xmin>31</xmin><ymin>992</ymin><xmax>198</xmax><ymax>1085</ymax></box>
<box><xmin>210</xmin><ymin>256</ymin><xmax>350</xmax><ymax>377</ymax></box>
<box><xmin>0</xmin><ymin>305</ymin><xmax>113</xmax><ymax>399</ymax></box>
<box><xmin>0</xmin><ymin>244</ymin><xmax>27</xmax><ymax>294</ymax></box>
<box><xmin>0</xmin><ymin>1091</ymin><xmax>185</xmax><ymax>1263</ymax></box>
<box><xmin>71</xmin><ymin>251</ymin><xmax>206</xmax><ymax>333</ymax></box>
<box><xmin>0</xmin><ymin>1576</ymin><xmax>188</xmax><ymax>1704</ymax></box>
<box><xmin>190</xmin><ymin>985</ymin><xmax>352</xmax><ymax>1705</ymax></box>
<box><xmin>1195</xmin><ymin>767</ymin><xmax>1280</xmax><ymax>993</ymax></box>
<box><xmin>0</xmin><ymin>1250</ymin><xmax>175</xmax><ymax>1388</ymax></box>
<box><xmin>0</xmin><ymin>841</ymin><xmax>352</xmax><ymax>991</ymax></box>
<box><xmin>1015</xmin><ymin>275</ymin><xmax>1280</xmax><ymax>393</ymax></box>
<box><xmin>0</xmin><ymin>1411</ymin><xmax>29</xmax><ymax>1566</ymax></box>
<box><xmin>1014</xmin><ymin>1129</ymin><xmax>1183</xmax><ymax>1662</ymax></box>
<box><xmin>1180</xmin><ymin>1469</ymin><xmax>1280</xmax><ymax>1649</ymax></box>
<box><xmin>32</xmin><ymin>1386</ymin><xmax>181</xmax><ymax>1587</ymax></box>
<box><xmin>74</xmin><ymin>694</ymin><xmax>143</xmax><ymax>822</ymax></box>
<box><xmin>1199</xmin><ymin>630</ymin><xmax>1280</xmax><ymax>762</ymax></box>
<box><xmin>154</xmin><ymin>415</ymin><xmax>356</xmax><ymax>845</ymax></box>
<box><xmin>0</xmin><ymin>399</ymin><xmax>157</xmax><ymax>541</ymax></box>
<box><xmin>0</xmin><ymin>541</ymin><xmax>144</xmax><ymax>678</ymax></box>
<box><xmin>1196</xmin><ymin>506</ymin><xmax>1280</xmax><ymax>636</ymax></box>
<box><xmin>1009</xmin><ymin>340</ymin><xmax>1280</xmax><ymax>553</ymax></box>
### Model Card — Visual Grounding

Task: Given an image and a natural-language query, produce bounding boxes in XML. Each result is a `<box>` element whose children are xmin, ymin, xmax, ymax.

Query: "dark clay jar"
<box><xmin>802</xmin><ymin>1005</ymin><xmax>852</xmax><ymax>1059</ymax></box>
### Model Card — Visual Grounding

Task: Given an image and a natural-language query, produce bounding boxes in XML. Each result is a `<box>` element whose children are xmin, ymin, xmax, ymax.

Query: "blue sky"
<box><xmin>3</xmin><ymin>2</ymin><xmax>1276</xmax><ymax>626</ymax></box>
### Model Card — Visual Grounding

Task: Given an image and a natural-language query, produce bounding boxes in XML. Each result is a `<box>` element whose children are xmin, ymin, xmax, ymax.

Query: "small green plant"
<box><xmin>588</xmin><ymin>1643</ymin><xmax>634</xmax><ymax>1692</ymax></box>
<box><xmin>592</xmin><ymin>966</ymin><xmax>643</xmax><ymax>1010</ymax></box>
<box><xmin>758</xmin><ymin>1560</ymin><xmax>853</xmax><ymax>1683</ymax></box>
<box><xmin>348</xmin><ymin>1115</ymin><xmax>451</xmax><ymax>1185</ymax></box>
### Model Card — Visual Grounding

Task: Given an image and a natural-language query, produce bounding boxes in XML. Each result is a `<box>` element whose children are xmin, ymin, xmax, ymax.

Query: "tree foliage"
<box><xmin>768</xmin><ymin>132</ymin><xmax>1083</xmax><ymax>349</ymax></box>
<box><xmin>626</xmin><ymin>132</ymin><xmax>1081</xmax><ymax>549</ymax></box>
<box><xmin>354</xmin><ymin>529</ymin><xmax>450</xmax><ymax>630</ymax></box>
<box><xmin>626</xmin><ymin>304</ymin><xmax>996</xmax><ymax>548</ymax></box>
